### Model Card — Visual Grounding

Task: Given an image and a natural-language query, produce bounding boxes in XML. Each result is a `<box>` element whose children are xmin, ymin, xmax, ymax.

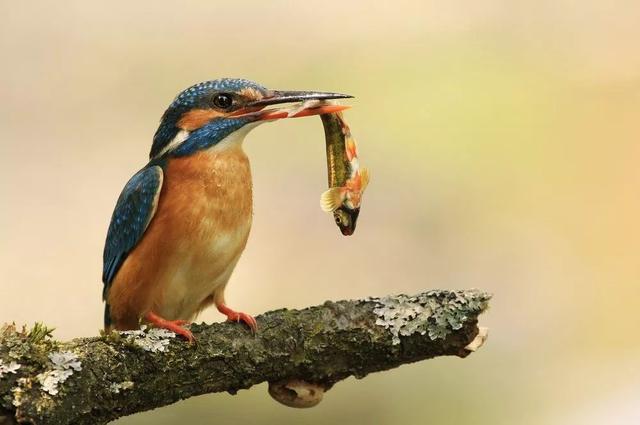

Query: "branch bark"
<box><xmin>0</xmin><ymin>290</ymin><xmax>491</xmax><ymax>424</ymax></box>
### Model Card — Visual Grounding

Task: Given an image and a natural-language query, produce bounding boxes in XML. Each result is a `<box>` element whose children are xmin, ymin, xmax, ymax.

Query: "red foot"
<box><xmin>217</xmin><ymin>304</ymin><xmax>257</xmax><ymax>332</ymax></box>
<box><xmin>145</xmin><ymin>311</ymin><xmax>194</xmax><ymax>343</ymax></box>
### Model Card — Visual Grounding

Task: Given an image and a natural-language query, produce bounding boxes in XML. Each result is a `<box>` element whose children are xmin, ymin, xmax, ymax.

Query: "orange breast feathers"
<box><xmin>107</xmin><ymin>148</ymin><xmax>254</xmax><ymax>329</ymax></box>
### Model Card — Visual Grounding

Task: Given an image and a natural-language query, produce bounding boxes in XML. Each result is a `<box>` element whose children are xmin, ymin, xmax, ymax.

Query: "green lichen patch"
<box><xmin>119</xmin><ymin>326</ymin><xmax>176</xmax><ymax>352</ymax></box>
<box><xmin>370</xmin><ymin>290</ymin><xmax>491</xmax><ymax>344</ymax></box>
<box><xmin>1</xmin><ymin>324</ymin><xmax>66</xmax><ymax>412</ymax></box>
<box><xmin>11</xmin><ymin>377</ymin><xmax>29</xmax><ymax>407</ymax></box>
<box><xmin>109</xmin><ymin>380</ymin><xmax>134</xmax><ymax>394</ymax></box>
<box><xmin>0</xmin><ymin>360</ymin><xmax>21</xmax><ymax>379</ymax></box>
<box><xmin>27</xmin><ymin>323</ymin><xmax>54</xmax><ymax>344</ymax></box>
<box><xmin>1</xmin><ymin>323</ymin><xmax>59</xmax><ymax>366</ymax></box>
<box><xmin>36</xmin><ymin>351</ymin><xmax>82</xmax><ymax>395</ymax></box>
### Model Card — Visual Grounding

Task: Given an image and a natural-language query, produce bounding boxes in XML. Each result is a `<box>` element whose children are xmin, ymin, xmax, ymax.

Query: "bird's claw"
<box><xmin>217</xmin><ymin>304</ymin><xmax>258</xmax><ymax>333</ymax></box>
<box><xmin>226</xmin><ymin>311</ymin><xmax>258</xmax><ymax>333</ymax></box>
<box><xmin>144</xmin><ymin>311</ymin><xmax>195</xmax><ymax>343</ymax></box>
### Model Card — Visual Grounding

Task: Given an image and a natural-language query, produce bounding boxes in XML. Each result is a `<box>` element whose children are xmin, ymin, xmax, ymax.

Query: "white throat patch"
<box><xmin>152</xmin><ymin>122</ymin><xmax>263</xmax><ymax>158</ymax></box>
<box><xmin>155</xmin><ymin>129</ymin><xmax>190</xmax><ymax>158</ymax></box>
<box><xmin>209</xmin><ymin>122</ymin><xmax>261</xmax><ymax>152</ymax></box>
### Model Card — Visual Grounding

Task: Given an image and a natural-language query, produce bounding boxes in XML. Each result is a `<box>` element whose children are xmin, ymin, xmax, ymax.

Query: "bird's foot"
<box><xmin>144</xmin><ymin>311</ymin><xmax>194</xmax><ymax>343</ymax></box>
<box><xmin>216</xmin><ymin>303</ymin><xmax>257</xmax><ymax>332</ymax></box>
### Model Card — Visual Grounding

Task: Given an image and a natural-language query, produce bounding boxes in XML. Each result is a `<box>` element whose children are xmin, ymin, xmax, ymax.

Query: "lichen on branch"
<box><xmin>0</xmin><ymin>290</ymin><xmax>490</xmax><ymax>425</ymax></box>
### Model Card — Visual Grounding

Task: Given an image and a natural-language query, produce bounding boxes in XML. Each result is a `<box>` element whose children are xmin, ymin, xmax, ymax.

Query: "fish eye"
<box><xmin>213</xmin><ymin>93</ymin><xmax>233</xmax><ymax>109</ymax></box>
<box><xmin>334</xmin><ymin>212</ymin><xmax>349</xmax><ymax>226</ymax></box>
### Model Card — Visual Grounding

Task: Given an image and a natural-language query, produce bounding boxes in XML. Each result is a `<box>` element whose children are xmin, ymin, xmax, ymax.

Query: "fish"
<box><xmin>318</xmin><ymin>109</ymin><xmax>370</xmax><ymax>236</ymax></box>
<box><xmin>268</xmin><ymin>99</ymin><xmax>368</xmax><ymax>235</ymax></box>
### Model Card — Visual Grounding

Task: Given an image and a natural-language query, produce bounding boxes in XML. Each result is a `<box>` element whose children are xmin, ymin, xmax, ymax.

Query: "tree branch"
<box><xmin>0</xmin><ymin>290</ymin><xmax>491</xmax><ymax>424</ymax></box>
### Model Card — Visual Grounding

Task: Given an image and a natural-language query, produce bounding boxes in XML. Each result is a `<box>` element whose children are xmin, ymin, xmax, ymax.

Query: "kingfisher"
<box><xmin>102</xmin><ymin>78</ymin><xmax>351</xmax><ymax>341</ymax></box>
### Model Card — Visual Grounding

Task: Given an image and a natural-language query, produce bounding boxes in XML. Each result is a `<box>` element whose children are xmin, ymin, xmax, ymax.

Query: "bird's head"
<box><xmin>150</xmin><ymin>78</ymin><xmax>351</xmax><ymax>159</ymax></box>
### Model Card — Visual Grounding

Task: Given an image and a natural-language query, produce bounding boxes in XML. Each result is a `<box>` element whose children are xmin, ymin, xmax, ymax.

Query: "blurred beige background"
<box><xmin>1</xmin><ymin>1</ymin><xmax>639</xmax><ymax>424</ymax></box>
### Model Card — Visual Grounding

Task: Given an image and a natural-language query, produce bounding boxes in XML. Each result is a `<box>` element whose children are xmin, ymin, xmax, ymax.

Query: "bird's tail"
<box><xmin>103</xmin><ymin>303</ymin><xmax>112</xmax><ymax>329</ymax></box>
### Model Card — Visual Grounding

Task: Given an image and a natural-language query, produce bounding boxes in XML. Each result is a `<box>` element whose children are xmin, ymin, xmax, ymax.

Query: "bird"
<box><xmin>102</xmin><ymin>78</ymin><xmax>351</xmax><ymax>341</ymax></box>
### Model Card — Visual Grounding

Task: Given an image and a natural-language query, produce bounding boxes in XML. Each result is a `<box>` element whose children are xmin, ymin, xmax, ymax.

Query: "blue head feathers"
<box><xmin>149</xmin><ymin>78</ymin><xmax>353</xmax><ymax>160</ymax></box>
<box><xmin>150</xmin><ymin>78</ymin><xmax>268</xmax><ymax>159</ymax></box>
<box><xmin>170</xmin><ymin>79</ymin><xmax>266</xmax><ymax>109</ymax></box>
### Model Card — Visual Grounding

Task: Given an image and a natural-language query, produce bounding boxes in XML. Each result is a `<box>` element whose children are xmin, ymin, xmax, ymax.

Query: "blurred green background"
<box><xmin>1</xmin><ymin>1</ymin><xmax>639</xmax><ymax>424</ymax></box>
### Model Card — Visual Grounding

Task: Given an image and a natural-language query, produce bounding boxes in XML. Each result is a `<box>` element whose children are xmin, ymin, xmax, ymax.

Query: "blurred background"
<box><xmin>1</xmin><ymin>1</ymin><xmax>639</xmax><ymax>424</ymax></box>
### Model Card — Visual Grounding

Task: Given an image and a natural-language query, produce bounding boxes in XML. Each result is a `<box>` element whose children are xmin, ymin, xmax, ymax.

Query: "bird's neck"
<box><xmin>203</xmin><ymin>122</ymin><xmax>260</xmax><ymax>154</ymax></box>
<box><xmin>151</xmin><ymin>108</ymin><xmax>184</xmax><ymax>158</ymax></box>
<box><xmin>151</xmin><ymin>118</ymin><xmax>258</xmax><ymax>159</ymax></box>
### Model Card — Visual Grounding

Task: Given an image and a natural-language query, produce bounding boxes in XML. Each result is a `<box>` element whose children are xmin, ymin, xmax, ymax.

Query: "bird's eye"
<box><xmin>213</xmin><ymin>93</ymin><xmax>233</xmax><ymax>109</ymax></box>
<box><xmin>334</xmin><ymin>215</ymin><xmax>342</xmax><ymax>225</ymax></box>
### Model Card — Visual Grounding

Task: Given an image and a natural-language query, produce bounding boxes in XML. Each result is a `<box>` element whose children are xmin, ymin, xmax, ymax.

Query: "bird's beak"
<box><xmin>249</xmin><ymin>90</ymin><xmax>352</xmax><ymax>107</ymax></box>
<box><xmin>230</xmin><ymin>90</ymin><xmax>353</xmax><ymax>121</ymax></box>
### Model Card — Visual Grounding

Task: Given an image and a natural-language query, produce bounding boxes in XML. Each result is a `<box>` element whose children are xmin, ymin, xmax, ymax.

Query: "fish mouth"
<box><xmin>230</xmin><ymin>90</ymin><xmax>353</xmax><ymax>121</ymax></box>
<box><xmin>340</xmin><ymin>226</ymin><xmax>355</xmax><ymax>236</ymax></box>
<box><xmin>335</xmin><ymin>207</ymin><xmax>360</xmax><ymax>236</ymax></box>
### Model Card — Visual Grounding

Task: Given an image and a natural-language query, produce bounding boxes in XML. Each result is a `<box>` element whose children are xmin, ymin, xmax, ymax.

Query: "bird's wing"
<box><xmin>102</xmin><ymin>165</ymin><xmax>164</xmax><ymax>293</ymax></box>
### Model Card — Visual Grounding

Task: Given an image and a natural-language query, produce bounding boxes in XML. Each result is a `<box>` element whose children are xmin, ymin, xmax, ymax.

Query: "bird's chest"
<box><xmin>157</xmin><ymin>148</ymin><xmax>253</xmax><ymax>300</ymax></box>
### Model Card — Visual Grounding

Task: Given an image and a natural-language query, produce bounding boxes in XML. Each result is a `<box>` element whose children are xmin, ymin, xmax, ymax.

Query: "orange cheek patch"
<box><xmin>178</xmin><ymin>109</ymin><xmax>225</xmax><ymax>131</ymax></box>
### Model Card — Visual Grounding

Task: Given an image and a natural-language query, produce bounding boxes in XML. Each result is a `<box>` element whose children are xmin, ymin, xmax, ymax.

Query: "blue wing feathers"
<box><xmin>102</xmin><ymin>166</ymin><xmax>164</xmax><ymax>291</ymax></box>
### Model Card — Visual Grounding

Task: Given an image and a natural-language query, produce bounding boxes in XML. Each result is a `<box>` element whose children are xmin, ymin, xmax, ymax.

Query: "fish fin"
<box><xmin>346</xmin><ymin>138</ymin><xmax>357</xmax><ymax>161</ymax></box>
<box><xmin>359</xmin><ymin>167</ymin><xmax>370</xmax><ymax>190</ymax></box>
<box><xmin>320</xmin><ymin>187</ymin><xmax>344</xmax><ymax>212</ymax></box>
